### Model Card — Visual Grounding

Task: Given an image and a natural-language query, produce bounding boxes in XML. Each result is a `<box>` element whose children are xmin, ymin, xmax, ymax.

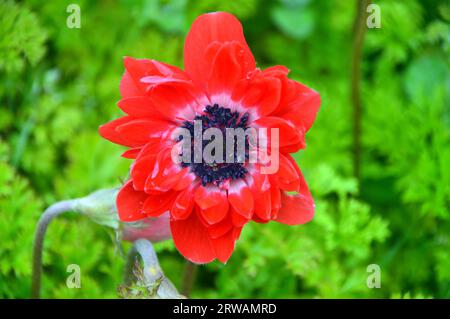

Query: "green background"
<box><xmin>0</xmin><ymin>0</ymin><xmax>449</xmax><ymax>298</ymax></box>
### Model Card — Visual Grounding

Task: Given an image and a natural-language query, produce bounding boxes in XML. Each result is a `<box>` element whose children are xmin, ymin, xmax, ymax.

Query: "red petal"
<box><xmin>194</xmin><ymin>185</ymin><xmax>223</xmax><ymax>209</ymax></box>
<box><xmin>207</xmin><ymin>214</ymin><xmax>233</xmax><ymax>239</ymax></box>
<box><xmin>141</xmin><ymin>75</ymin><xmax>191</xmax><ymax>87</ymax></box>
<box><xmin>148</xmin><ymin>166</ymin><xmax>188</xmax><ymax>193</ymax></box>
<box><xmin>232</xmin><ymin>227</ymin><xmax>243</xmax><ymax>240</ymax></box>
<box><xmin>144</xmin><ymin>149</ymin><xmax>181</xmax><ymax>192</ymax></box>
<box><xmin>277</xmin><ymin>153</ymin><xmax>301</xmax><ymax>192</ymax></box>
<box><xmin>120</xmin><ymin>57</ymin><xmax>187</xmax><ymax>97</ymax></box>
<box><xmin>99</xmin><ymin>116</ymin><xmax>137</xmax><ymax>147</ymax></box>
<box><xmin>201</xmin><ymin>200</ymin><xmax>229</xmax><ymax>225</ymax></box>
<box><xmin>252</xmin><ymin>188</ymin><xmax>272</xmax><ymax>221</ymax></box>
<box><xmin>275</xmin><ymin>169</ymin><xmax>314</xmax><ymax>225</ymax></box>
<box><xmin>269</xmin><ymin>178</ymin><xmax>282</xmax><ymax>219</ymax></box>
<box><xmin>260</xmin><ymin>66</ymin><xmax>294</xmax><ymax>115</ymax></box>
<box><xmin>120</xmin><ymin>59</ymin><xmax>153</xmax><ymax>97</ymax></box>
<box><xmin>170</xmin><ymin>210</ymin><xmax>216</xmax><ymax>264</ymax></box>
<box><xmin>260</xmin><ymin>67</ymin><xmax>320</xmax><ymax>132</ymax></box>
<box><xmin>228</xmin><ymin>180</ymin><xmax>254</xmax><ymax>218</ymax></box>
<box><xmin>121</xmin><ymin>148</ymin><xmax>141</xmax><ymax>159</ymax></box>
<box><xmin>184</xmin><ymin>12</ymin><xmax>255</xmax><ymax>90</ymax></box>
<box><xmin>116</xmin><ymin>119</ymin><xmax>172</xmax><ymax>145</ymax></box>
<box><xmin>230</xmin><ymin>206</ymin><xmax>249</xmax><ymax>227</ymax></box>
<box><xmin>195</xmin><ymin>185</ymin><xmax>229</xmax><ymax>224</ymax></box>
<box><xmin>173</xmin><ymin>171</ymin><xmax>197</xmax><ymax>191</ymax></box>
<box><xmin>149</xmin><ymin>85</ymin><xmax>198</xmax><ymax>121</ymax></box>
<box><xmin>280</xmin><ymin>85</ymin><xmax>321</xmax><ymax>132</ymax></box>
<box><xmin>211</xmin><ymin>230</ymin><xmax>236</xmax><ymax>263</ymax></box>
<box><xmin>205</xmin><ymin>41</ymin><xmax>247</xmax><ymax>95</ymax></box>
<box><xmin>249</xmin><ymin>164</ymin><xmax>271</xmax><ymax>191</ymax></box>
<box><xmin>138</xmin><ymin>138</ymin><xmax>170</xmax><ymax>158</ymax></box>
<box><xmin>120</xmin><ymin>70</ymin><xmax>142</xmax><ymax>98</ymax></box>
<box><xmin>253</xmin><ymin>116</ymin><xmax>305</xmax><ymax>152</ymax></box>
<box><xmin>246</xmin><ymin>170</ymin><xmax>271</xmax><ymax>220</ymax></box>
<box><xmin>262</xmin><ymin>65</ymin><xmax>290</xmax><ymax>77</ymax></box>
<box><xmin>131</xmin><ymin>155</ymin><xmax>157</xmax><ymax>190</ymax></box>
<box><xmin>118</xmin><ymin>97</ymin><xmax>162</xmax><ymax>118</ymax></box>
<box><xmin>171</xmin><ymin>187</ymin><xmax>195</xmax><ymax>220</ymax></box>
<box><xmin>116</xmin><ymin>180</ymin><xmax>148</xmax><ymax>222</ymax></box>
<box><xmin>233</xmin><ymin>74</ymin><xmax>282</xmax><ymax>116</ymax></box>
<box><xmin>161</xmin><ymin>168</ymin><xmax>190</xmax><ymax>189</ymax></box>
<box><xmin>276</xmin><ymin>190</ymin><xmax>315</xmax><ymax>225</ymax></box>
<box><xmin>252</xmin><ymin>214</ymin><xmax>270</xmax><ymax>224</ymax></box>
<box><xmin>142</xmin><ymin>191</ymin><xmax>178</xmax><ymax>217</ymax></box>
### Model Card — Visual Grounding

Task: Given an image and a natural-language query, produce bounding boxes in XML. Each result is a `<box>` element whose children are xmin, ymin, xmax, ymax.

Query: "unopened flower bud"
<box><xmin>122</xmin><ymin>212</ymin><xmax>171</xmax><ymax>243</ymax></box>
<box><xmin>73</xmin><ymin>188</ymin><xmax>120</xmax><ymax>229</ymax></box>
<box><xmin>73</xmin><ymin>188</ymin><xmax>171</xmax><ymax>243</ymax></box>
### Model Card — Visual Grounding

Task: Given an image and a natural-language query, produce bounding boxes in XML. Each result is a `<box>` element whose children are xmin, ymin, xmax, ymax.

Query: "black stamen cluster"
<box><xmin>179</xmin><ymin>104</ymin><xmax>250</xmax><ymax>186</ymax></box>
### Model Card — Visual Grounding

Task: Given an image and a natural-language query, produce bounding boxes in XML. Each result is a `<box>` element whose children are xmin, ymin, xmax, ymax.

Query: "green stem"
<box><xmin>351</xmin><ymin>0</ymin><xmax>370</xmax><ymax>183</ymax></box>
<box><xmin>181</xmin><ymin>261</ymin><xmax>197</xmax><ymax>298</ymax></box>
<box><xmin>31</xmin><ymin>200</ymin><xmax>77</xmax><ymax>299</ymax></box>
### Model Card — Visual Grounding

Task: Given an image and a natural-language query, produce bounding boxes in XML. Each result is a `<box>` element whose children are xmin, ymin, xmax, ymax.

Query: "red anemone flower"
<box><xmin>99</xmin><ymin>12</ymin><xmax>320</xmax><ymax>264</ymax></box>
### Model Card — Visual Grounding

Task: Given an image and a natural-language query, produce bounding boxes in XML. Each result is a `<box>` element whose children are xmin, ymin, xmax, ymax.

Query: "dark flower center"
<box><xmin>179</xmin><ymin>104</ymin><xmax>250</xmax><ymax>186</ymax></box>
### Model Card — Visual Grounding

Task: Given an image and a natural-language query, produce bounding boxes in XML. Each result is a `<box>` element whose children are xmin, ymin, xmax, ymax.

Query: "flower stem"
<box><xmin>31</xmin><ymin>200</ymin><xmax>78</xmax><ymax>299</ymax></box>
<box><xmin>181</xmin><ymin>261</ymin><xmax>197</xmax><ymax>297</ymax></box>
<box><xmin>123</xmin><ymin>239</ymin><xmax>180</xmax><ymax>298</ymax></box>
<box><xmin>123</xmin><ymin>239</ymin><xmax>162</xmax><ymax>285</ymax></box>
<box><xmin>351</xmin><ymin>0</ymin><xmax>370</xmax><ymax>183</ymax></box>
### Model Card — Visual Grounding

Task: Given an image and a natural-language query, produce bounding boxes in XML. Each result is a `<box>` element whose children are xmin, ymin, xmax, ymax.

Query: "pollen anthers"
<box><xmin>179</xmin><ymin>104</ymin><xmax>251</xmax><ymax>186</ymax></box>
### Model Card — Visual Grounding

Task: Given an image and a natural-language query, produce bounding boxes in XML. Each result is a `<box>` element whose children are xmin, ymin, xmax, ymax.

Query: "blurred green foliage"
<box><xmin>0</xmin><ymin>0</ymin><xmax>448</xmax><ymax>298</ymax></box>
